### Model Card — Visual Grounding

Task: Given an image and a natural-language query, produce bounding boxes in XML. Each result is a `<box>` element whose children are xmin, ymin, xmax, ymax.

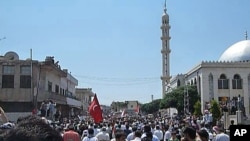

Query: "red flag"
<box><xmin>88</xmin><ymin>94</ymin><xmax>103</xmax><ymax>123</ymax></box>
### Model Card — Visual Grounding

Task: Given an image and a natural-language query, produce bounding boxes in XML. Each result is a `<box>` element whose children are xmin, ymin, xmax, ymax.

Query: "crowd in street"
<box><xmin>0</xmin><ymin>104</ymin><xmax>230</xmax><ymax>141</ymax></box>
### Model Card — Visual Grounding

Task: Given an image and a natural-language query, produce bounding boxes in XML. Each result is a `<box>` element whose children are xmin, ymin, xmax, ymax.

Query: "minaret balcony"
<box><xmin>161</xmin><ymin>49</ymin><xmax>171</xmax><ymax>53</ymax></box>
<box><xmin>161</xmin><ymin>36</ymin><xmax>171</xmax><ymax>40</ymax></box>
<box><xmin>161</xmin><ymin>76</ymin><xmax>172</xmax><ymax>81</ymax></box>
<box><xmin>160</xmin><ymin>25</ymin><xmax>171</xmax><ymax>29</ymax></box>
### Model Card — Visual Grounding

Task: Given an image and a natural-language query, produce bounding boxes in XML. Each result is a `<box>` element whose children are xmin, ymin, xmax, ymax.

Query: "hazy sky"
<box><xmin>1</xmin><ymin>0</ymin><xmax>250</xmax><ymax>105</ymax></box>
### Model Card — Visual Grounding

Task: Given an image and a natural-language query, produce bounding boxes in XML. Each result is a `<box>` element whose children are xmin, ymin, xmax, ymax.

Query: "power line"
<box><xmin>78</xmin><ymin>78</ymin><xmax>159</xmax><ymax>86</ymax></box>
<box><xmin>74</xmin><ymin>74</ymin><xmax>159</xmax><ymax>82</ymax></box>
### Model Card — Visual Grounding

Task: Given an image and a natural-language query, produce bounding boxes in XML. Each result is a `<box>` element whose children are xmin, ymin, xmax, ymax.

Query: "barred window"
<box><xmin>2</xmin><ymin>75</ymin><xmax>14</xmax><ymax>88</ymax></box>
<box><xmin>20</xmin><ymin>75</ymin><xmax>31</xmax><ymax>88</ymax></box>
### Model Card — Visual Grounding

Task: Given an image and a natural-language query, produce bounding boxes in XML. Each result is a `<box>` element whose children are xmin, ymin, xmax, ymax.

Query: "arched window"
<box><xmin>232</xmin><ymin>74</ymin><xmax>242</xmax><ymax>89</ymax></box>
<box><xmin>218</xmin><ymin>74</ymin><xmax>229</xmax><ymax>89</ymax></box>
<box><xmin>177</xmin><ymin>79</ymin><xmax>181</xmax><ymax>87</ymax></box>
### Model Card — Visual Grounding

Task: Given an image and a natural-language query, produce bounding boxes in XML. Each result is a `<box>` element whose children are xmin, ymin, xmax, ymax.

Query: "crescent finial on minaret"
<box><xmin>164</xmin><ymin>0</ymin><xmax>167</xmax><ymax>13</ymax></box>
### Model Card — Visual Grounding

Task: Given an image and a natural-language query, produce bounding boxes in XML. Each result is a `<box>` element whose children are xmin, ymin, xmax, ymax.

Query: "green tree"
<box><xmin>210</xmin><ymin>99</ymin><xmax>221</xmax><ymax>126</ymax></box>
<box><xmin>160</xmin><ymin>85</ymin><xmax>199</xmax><ymax>115</ymax></box>
<box><xmin>141</xmin><ymin>99</ymin><xmax>161</xmax><ymax>114</ymax></box>
<box><xmin>193</xmin><ymin>100</ymin><xmax>202</xmax><ymax>116</ymax></box>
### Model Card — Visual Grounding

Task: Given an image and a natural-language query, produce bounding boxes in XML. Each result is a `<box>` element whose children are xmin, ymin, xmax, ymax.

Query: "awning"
<box><xmin>66</xmin><ymin>98</ymin><xmax>82</xmax><ymax>107</ymax></box>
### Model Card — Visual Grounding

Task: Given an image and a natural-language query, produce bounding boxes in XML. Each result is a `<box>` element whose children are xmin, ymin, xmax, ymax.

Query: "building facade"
<box><xmin>168</xmin><ymin>40</ymin><xmax>250</xmax><ymax>119</ymax></box>
<box><xmin>0</xmin><ymin>51</ymin><xmax>90</xmax><ymax>121</ymax></box>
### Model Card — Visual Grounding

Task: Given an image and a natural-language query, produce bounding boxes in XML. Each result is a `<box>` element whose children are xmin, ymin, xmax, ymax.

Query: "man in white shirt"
<box><xmin>127</xmin><ymin>126</ymin><xmax>138</xmax><ymax>141</ymax></box>
<box><xmin>153</xmin><ymin>125</ymin><xmax>163</xmax><ymax>141</ymax></box>
<box><xmin>141</xmin><ymin>125</ymin><xmax>159</xmax><ymax>141</ymax></box>
<box><xmin>213</xmin><ymin>125</ymin><xmax>229</xmax><ymax>141</ymax></box>
<box><xmin>82</xmin><ymin>128</ymin><xmax>98</xmax><ymax>141</ymax></box>
<box><xmin>96</xmin><ymin>127</ymin><xmax>110</xmax><ymax>141</ymax></box>
<box><xmin>163</xmin><ymin>125</ymin><xmax>171</xmax><ymax>141</ymax></box>
<box><xmin>131</xmin><ymin>130</ymin><xmax>142</xmax><ymax>141</ymax></box>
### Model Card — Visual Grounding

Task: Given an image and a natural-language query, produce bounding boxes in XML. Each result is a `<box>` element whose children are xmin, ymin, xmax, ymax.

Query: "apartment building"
<box><xmin>0</xmin><ymin>51</ymin><xmax>87</xmax><ymax>121</ymax></box>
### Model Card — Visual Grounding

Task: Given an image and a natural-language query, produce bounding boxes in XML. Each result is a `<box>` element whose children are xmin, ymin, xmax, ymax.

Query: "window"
<box><xmin>232</xmin><ymin>74</ymin><xmax>242</xmax><ymax>89</ymax></box>
<box><xmin>60</xmin><ymin>88</ymin><xmax>63</xmax><ymax>95</ymax></box>
<box><xmin>2</xmin><ymin>66</ymin><xmax>15</xmax><ymax>88</ymax></box>
<box><xmin>20</xmin><ymin>75</ymin><xmax>31</xmax><ymax>88</ymax></box>
<box><xmin>218</xmin><ymin>74</ymin><xmax>229</xmax><ymax>89</ymax></box>
<box><xmin>48</xmin><ymin>81</ymin><xmax>52</xmax><ymax>92</ymax></box>
<box><xmin>20</xmin><ymin>66</ymin><xmax>31</xmax><ymax>75</ymax></box>
<box><xmin>3</xmin><ymin>65</ymin><xmax>15</xmax><ymax>74</ymax></box>
<box><xmin>2</xmin><ymin>75</ymin><xmax>14</xmax><ymax>88</ymax></box>
<box><xmin>20</xmin><ymin>66</ymin><xmax>31</xmax><ymax>88</ymax></box>
<box><xmin>177</xmin><ymin>79</ymin><xmax>181</xmax><ymax>87</ymax></box>
<box><xmin>55</xmin><ymin>85</ymin><xmax>59</xmax><ymax>94</ymax></box>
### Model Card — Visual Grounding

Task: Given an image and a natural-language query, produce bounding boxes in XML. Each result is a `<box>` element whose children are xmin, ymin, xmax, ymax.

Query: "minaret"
<box><xmin>160</xmin><ymin>0</ymin><xmax>171</xmax><ymax>98</ymax></box>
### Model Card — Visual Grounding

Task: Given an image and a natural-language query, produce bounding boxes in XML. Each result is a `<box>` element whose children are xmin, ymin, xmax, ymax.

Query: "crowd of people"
<box><xmin>0</xmin><ymin>104</ymin><xmax>231</xmax><ymax>141</ymax></box>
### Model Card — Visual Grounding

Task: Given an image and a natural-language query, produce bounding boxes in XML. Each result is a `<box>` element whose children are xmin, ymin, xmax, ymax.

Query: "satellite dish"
<box><xmin>4</xmin><ymin>51</ymin><xmax>19</xmax><ymax>60</ymax></box>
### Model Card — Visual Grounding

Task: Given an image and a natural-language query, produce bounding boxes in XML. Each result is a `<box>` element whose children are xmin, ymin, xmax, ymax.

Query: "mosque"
<box><xmin>160</xmin><ymin>2</ymin><xmax>250</xmax><ymax>119</ymax></box>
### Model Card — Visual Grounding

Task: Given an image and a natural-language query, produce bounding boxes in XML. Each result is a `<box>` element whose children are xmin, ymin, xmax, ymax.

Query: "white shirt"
<box><xmin>96</xmin><ymin>131</ymin><xmax>110</xmax><ymax>141</ymax></box>
<box><xmin>131</xmin><ymin>137</ymin><xmax>141</xmax><ymax>141</ymax></box>
<box><xmin>214</xmin><ymin>133</ymin><xmax>229</xmax><ymax>141</ymax></box>
<box><xmin>153</xmin><ymin>130</ymin><xmax>163</xmax><ymax>140</ymax></box>
<box><xmin>127</xmin><ymin>132</ymin><xmax>135</xmax><ymax>141</ymax></box>
<box><xmin>164</xmin><ymin>130</ymin><xmax>171</xmax><ymax>141</ymax></box>
<box><xmin>82</xmin><ymin>136</ymin><xmax>98</xmax><ymax>141</ymax></box>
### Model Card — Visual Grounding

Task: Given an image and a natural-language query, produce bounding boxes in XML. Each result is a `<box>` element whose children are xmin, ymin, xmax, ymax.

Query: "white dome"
<box><xmin>219</xmin><ymin>40</ymin><xmax>250</xmax><ymax>62</ymax></box>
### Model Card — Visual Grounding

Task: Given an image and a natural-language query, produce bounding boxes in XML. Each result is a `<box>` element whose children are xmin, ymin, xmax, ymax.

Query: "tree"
<box><xmin>210</xmin><ymin>99</ymin><xmax>221</xmax><ymax>126</ymax></box>
<box><xmin>160</xmin><ymin>85</ymin><xmax>199</xmax><ymax>116</ymax></box>
<box><xmin>193</xmin><ymin>100</ymin><xmax>202</xmax><ymax>117</ymax></box>
<box><xmin>140</xmin><ymin>99</ymin><xmax>161</xmax><ymax>114</ymax></box>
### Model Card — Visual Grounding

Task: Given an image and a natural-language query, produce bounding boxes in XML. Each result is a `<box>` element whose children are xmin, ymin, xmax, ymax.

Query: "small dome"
<box><xmin>219</xmin><ymin>40</ymin><xmax>250</xmax><ymax>62</ymax></box>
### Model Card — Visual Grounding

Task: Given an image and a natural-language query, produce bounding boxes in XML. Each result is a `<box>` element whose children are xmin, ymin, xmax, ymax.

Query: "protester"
<box><xmin>213</xmin><ymin>125</ymin><xmax>229</xmax><ymax>141</ymax></box>
<box><xmin>181</xmin><ymin>126</ymin><xmax>196</xmax><ymax>141</ymax></box>
<box><xmin>63</xmin><ymin>123</ymin><xmax>81</xmax><ymax>141</ymax></box>
<box><xmin>127</xmin><ymin>126</ymin><xmax>139</xmax><ymax>141</ymax></box>
<box><xmin>163</xmin><ymin>125</ymin><xmax>171</xmax><ymax>141</ymax></box>
<box><xmin>141</xmin><ymin>124</ymin><xmax>159</xmax><ymax>141</ymax></box>
<box><xmin>82</xmin><ymin>128</ymin><xmax>98</xmax><ymax>141</ymax></box>
<box><xmin>111</xmin><ymin>129</ymin><xmax>126</xmax><ymax>141</ymax></box>
<box><xmin>4</xmin><ymin>115</ymin><xmax>63</xmax><ymax>141</ymax></box>
<box><xmin>168</xmin><ymin>130</ymin><xmax>179</xmax><ymax>141</ymax></box>
<box><xmin>95</xmin><ymin>126</ymin><xmax>110</xmax><ymax>141</ymax></box>
<box><xmin>131</xmin><ymin>130</ymin><xmax>142</xmax><ymax>141</ymax></box>
<box><xmin>153</xmin><ymin>125</ymin><xmax>163</xmax><ymax>141</ymax></box>
<box><xmin>197</xmin><ymin>129</ymin><xmax>209</xmax><ymax>141</ymax></box>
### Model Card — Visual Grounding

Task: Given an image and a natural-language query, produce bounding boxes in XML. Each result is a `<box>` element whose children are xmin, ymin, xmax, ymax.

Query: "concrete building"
<box><xmin>75</xmin><ymin>88</ymin><xmax>95</xmax><ymax>116</ymax></box>
<box><xmin>0</xmin><ymin>51</ymin><xmax>91</xmax><ymax>121</ymax></box>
